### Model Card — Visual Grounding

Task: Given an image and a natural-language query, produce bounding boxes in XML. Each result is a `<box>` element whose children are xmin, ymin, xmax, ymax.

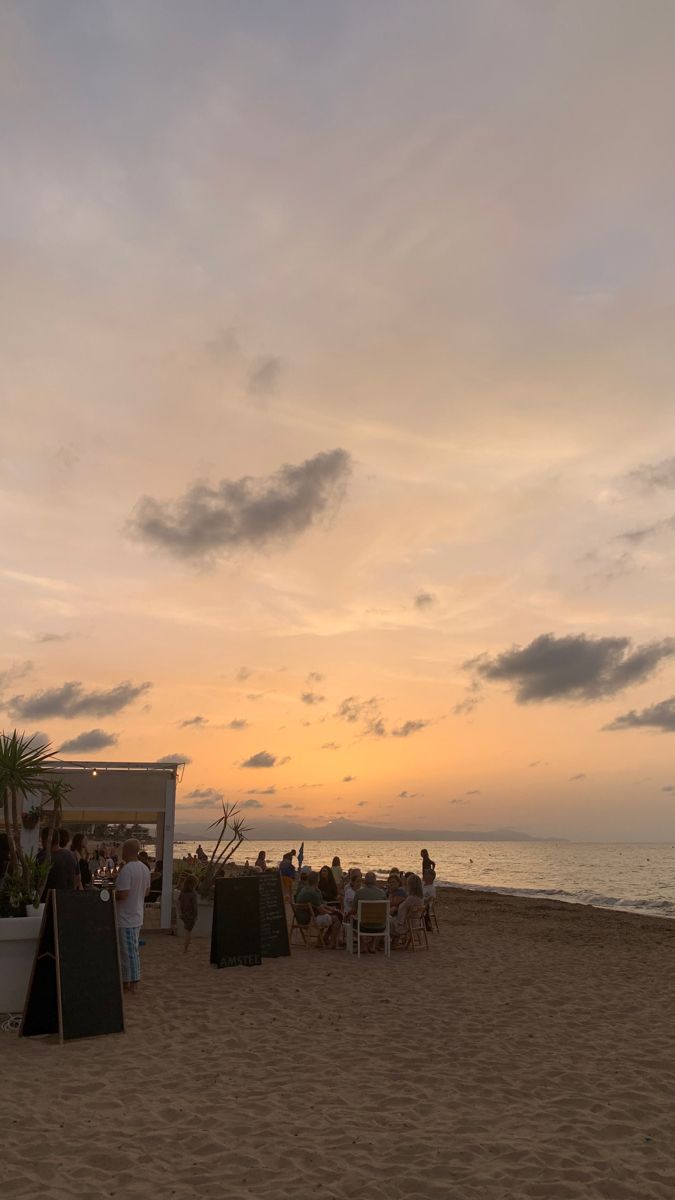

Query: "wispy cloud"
<box><xmin>391</xmin><ymin>719</ymin><xmax>429</xmax><ymax>738</ymax></box>
<box><xmin>246</xmin><ymin>786</ymin><xmax>276</xmax><ymax>796</ymax></box>
<box><xmin>301</xmin><ymin>691</ymin><xmax>325</xmax><ymax>705</ymax></box>
<box><xmin>227</xmin><ymin>718</ymin><xmax>249</xmax><ymax>730</ymax></box>
<box><xmin>247</xmin><ymin>355</ymin><xmax>283</xmax><ymax>397</ymax></box>
<box><xmin>414</xmin><ymin>591</ymin><xmax>436</xmax><ymax>609</ymax></box>
<box><xmin>240</xmin><ymin>750</ymin><xmax>290</xmax><ymax>769</ymax></box>
<box><xmin>179</xmin><ymin>715</ymin><xmax>208</xmax><ymax>728</ymax></box>
<box><xmin>158</xmin><ymin>753</ymin><xmax>192</xmax><ymax>764</ymax></box>
<box><xmin>604</xmin><ymin>696</ymin><xmax>675</xmax><ymax>733</ymax></box>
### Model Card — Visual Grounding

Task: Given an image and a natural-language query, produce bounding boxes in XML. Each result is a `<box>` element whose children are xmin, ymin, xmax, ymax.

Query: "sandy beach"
<box><xmin>4</xmin><ymin>888</ymin><xmax>675</xmax><ymax>1200</ymax></box>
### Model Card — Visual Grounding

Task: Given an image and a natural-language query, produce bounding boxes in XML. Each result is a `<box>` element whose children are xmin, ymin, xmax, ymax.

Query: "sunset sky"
<box><xmin>2</xmin><ymin>2</ymin><xmax>675</xmax><ymax>841</ymax></box>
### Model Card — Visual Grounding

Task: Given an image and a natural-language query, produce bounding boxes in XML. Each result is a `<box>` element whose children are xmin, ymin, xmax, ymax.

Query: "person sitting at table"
<box><xmin>386</xmin><ymin>873</ymin><xmax>406</xmax><ymax>913</ymax></box>
<box><xmin>317</xmin><ymin>864</ymin><xmax>340</xmax><ymax>906</ymax></box>
<box><xmin>391</xmin><ymin>873</ymin><xmax>425</xmax><ymax>945</ymax></box>
<box><xmin>351</xmin><ymin>871</ymin><xmax>387</xmax><ymax>953</ymax></box>
<box><xmin>294</xmin><ymin>871</ymin><xmax>341</xmax><ymax>947</ymax></box>
<box><xmin>294</xmin><ymin>865</ymin><xmax>311</xmax><ymax>898</ymax></box>
<box><xmin>279</xmin><ymin>851</ymin><xmax>296</xmax><ymax>881</ymax></box>
<box><xmin>343</xmin><ymin>869</ymin><xmax>362</xmax><ymax>917</ymax></box>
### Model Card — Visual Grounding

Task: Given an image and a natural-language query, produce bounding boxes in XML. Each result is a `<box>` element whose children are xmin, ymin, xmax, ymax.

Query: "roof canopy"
<box><xmin>41</xmin><ymin>760</ymin><xmax>182</xmax><ymax>825</ymax></box>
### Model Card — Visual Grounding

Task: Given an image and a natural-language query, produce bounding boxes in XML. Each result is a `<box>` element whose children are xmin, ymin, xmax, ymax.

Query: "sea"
<box><xmin>167</xmin><ymin>838</ymin><xmax>675</xmax><ymax>920</ymax></box>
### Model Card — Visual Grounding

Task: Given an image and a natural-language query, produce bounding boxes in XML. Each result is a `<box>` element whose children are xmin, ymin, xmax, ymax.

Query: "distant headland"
<box><xmin>175</xmin><ymin>815</ymin><xmax>554</xmax><ymax>842</ymax></box>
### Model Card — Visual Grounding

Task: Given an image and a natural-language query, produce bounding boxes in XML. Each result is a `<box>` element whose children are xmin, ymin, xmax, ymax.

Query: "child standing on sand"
<box><xmin>178</xmin><ymin>873</ymin><xmax>199</xmax><ymax>953</ymax></box>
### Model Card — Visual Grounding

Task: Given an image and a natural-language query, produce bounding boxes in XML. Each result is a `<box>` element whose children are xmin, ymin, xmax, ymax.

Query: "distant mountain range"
<box><xmin>175</xmin><ymin>815</ymin><xmax>547</xmax><ymax>842</ymax></box>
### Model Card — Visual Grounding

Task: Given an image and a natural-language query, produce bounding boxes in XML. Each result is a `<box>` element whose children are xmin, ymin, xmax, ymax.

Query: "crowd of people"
<box><xmin>273</xmin><ymin>847</ymin><xmax>438</xmax><ymax>952</ymax></box>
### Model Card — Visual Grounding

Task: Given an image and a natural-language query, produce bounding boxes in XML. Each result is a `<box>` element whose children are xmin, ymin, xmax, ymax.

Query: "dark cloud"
<box><xmin>183</xmin><ymin>787</ymin><xmax>223</xmax><ymax>804</ymax></box>
<box><xmin>179</xmin><ymin>715</ymin><xmax>208</xmax><ymax>728</ymax></box>
<box><xmin>158</xmin><ymin>753</ymin><xmax>192</xmax><ymax>764</ymax></box>
<box><xmin>662</xmin><ymin>785</ymin><xmax>674</xmax><ymax>792</ymax></box>
<box><xmin>246</xmin><ymin>786</ymin><xmax>276</xmax><ymax>796</ymax></box>
<box><xmin>59</xmin><ymin>729</ymin><xmax>119</xmax><ymax>753</ymax></box>
<box><xmin>467</xmin><ymin>633</ymin><xmax>675</xmax><ymax>703</ymax></box>
<box><xmin>336</xmin><ymin>696</ymin><xmax>379</xmax><ymax>723</ymax></box>
<box><xmin>241</xmin><ymin>750</ymin><xmax>290</xmax><ymax>768</ymax></box>
<box><xmin>321</xmin><ymin>742</ymin><xmax>340</xmax><ymax>750</ymax></box>
<box><xmin>449</xmin><ymin>797</ymin><xmax>469</xmax><ymax>805</ymax></box>
<box><xmin>391</xmin><ymin>719</ymin><xmax>429</xmax><ymax>738</ymax></box>
<box><xmin>603</xmin><ymin>696</ymin><xmax>675</xmax><ymax>733</ymax></box>
<box><xmin>569</xmin><ymin>773</ymin><xmax>587</xmax><ymax>781</ymax></box>
<box><xmin>397</xmin><ymin>790</ymin><xmax>420</xmax><ymax>799</ymax></box>
<box><xmin>414</xmin><ymin>591</ymin><xmax>436</xmax><ymax>609</ymax></box>
<box><xmin>628</xmin><ymin>456</ymin><xmax>675</xmax><ymax>490</ymax></box>
<box><xmin>34</xmin><ymin>632</ymin><xmax>72</xmax><ymax>643</ymax></box>
<box><xmin>227</xmin><ymin>718</ymin><xmax>248</xmax><ymax>730</ymax></box>
<box><xmin>278</xmin><ymin>803</ymin><xmax>294</xmax><ymax>810</ymax></box>
<box><xmin>247</xmin><ymin>355</ymin><xmax>283</xmax><ymax>396</ymax></box>
<box><xmin>7</xmin><ymin>679</ymin><xmax>152</xmax><ymax>721</ymax></box>
<box><xmin>528</xmin><ymin>760</ymin><xmax>548</xmax><ymax>767</ymax></box>
<box><xmin>307</xmin><ymin>672</ymin><xmax>325</xmax><ymax>683</ymax></box>
<box><xmin>129</xmin><ymin>448</ymin><xmax>352</xmax><ymax>563</ymax></box>
<box><xmin>342</xmin><ymin>775</ymin><xmax>356</xmax><ymax>783</ymax></box>
<box><xmin>241</xmin><ymin>798</ymin><xmax>264</xmax><ymax>809</ymax></box>
<box><xmin>466</xmin><ymin>789</ymin><xmax>481</xmax><ymax>795</ymax></box>
<box><xmin>356</xmin><ymin>800</ymin><xmax>367</xmax><ymax>807</ymax></box>
<box><xmin>301</xmin><ymin>691</ymin><xmax>325</xmax><ymax>705</ymax></box>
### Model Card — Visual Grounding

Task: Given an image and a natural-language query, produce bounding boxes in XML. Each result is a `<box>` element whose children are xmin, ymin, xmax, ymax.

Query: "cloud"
<box><xmin>246</xmin><ymin>693</ymin><xmax>263</xmax><ymax>701</ymax></box>
<box><xmin>342</xmin><ymin>775</ymin><xmax>356</xmax><ymax>782</ymax></box>
<box><xmin>0</xmin><ymin>660</ymin><xmax>33</xmax><ymax>691</ymax></box>
<box><xmin>467</xmin><ymin>634</ymin><xmax>675</xmax><ymax>703</ymax></box>
<box><xmin>321</xmin><ymin>742</ymin><xmax>340</xmax><ymax>750</ymax></box>
<box><xmin>278</xmin><ymin>803</ymin><xmax>294</xmax><ymax>810</ymax></box>
<box><xmin>129</xmin><ymin>448</ymin><xmax>352</xmax><ymax>563</ymax></box>
<box><xmin>391</xmin><ymin>719</ymin><xmax>430</xmax><ymax>738</ymax></box>
<box><xmin>236</xmin><ymin>667</ymin><xmax>252</xmax><ymax>681</ymax></box>
<box><xmin>158</xmin><ymin>753</ymin><xmax>192</xmax><ymax>764</ymax></box>
<box><xmin>414</xmin><ymin>591</ymin><xmax>436</xmax><ymax>609</ymax></box>
<box><xmin>617</xmin><ymin>515</ymin><xmax>675</xmax><ymax>545</ymax></box>
<box><xmin>466</xmin><ymin>789</ymin><xmax>481</xmax><ymax>795</ymax></box>
<box><xmin>603</xmin><ymin>696</ymin><xmax>675</xmax><ymax>733</ymax></box>
<box><xmin>34</xmin><ymin>632</ymin><xmax>72</xmax><ymax>643</ymax></box>
<box><xmin>182</xmin><ymin>787</ymin><xmax>223</xmax><ymax>804</ymax></box>
<box><xmin>227</xmin><ymin>718</ymin><xmax>249</xmax><ymax>730</ymax></box>
<box><xmin>247</xmin><ymin>355</ymin><xmax>283</xmax><ymax>396</ymax></box>
<box><xmin>241</xmin><ymin>750</ymin><xmax>290</xmax><ymax>768</ymax></box>
<box><xmin>628</xmin><ymin>456</ymin><xmax>675</xmax><ymax>490</ymax></box>
<box><xmin>662</xmin><ymin>785</ymin><xmax>674</xmax><ymax>792</ymax></box>
<box><xmin>246</xmin><ymin>786</ymin><xmax>276</xmax><ymax>796</ymax></box>
<box><xmin>453</xmin><ymin>679</ymin><xmax>484</xmax><ymax>716</ymax></box>
<box><xmin>356</xmin><ymin>800</ymin><xmax>367</xmax><ymax>807</ymax></box>
<box><xmin>569</xmin><ymin>773</ymin><xmax>587</xmax><ymax>781</ymax></box>
<box><xmin>205</xmin><ymin>326</ymin><xmax>242</xmax><ymax>364</ymax></box>
<box><xmin>7</xmin><ymin>679</ymin><xmax>152</xmax><ymax>720</ymax></box>
<box><xmin>301</xmin><ymin>691</ymin><xmax>325</xmax><ymax>705</ymax></box>
<box><xmin>241</xmin><ymin>798</ymin><xmax>264</xmax><ymax>809</ymax></box>
<box><xmin>449</xmin><ymin>797</ymin><xmax>469</xmax><ymax>805</ymax></box>
<box><xmin>58</xmin><ymin>729</ymin><xmax>119</xmax><ymax>753</ymax></box>
<box><xmin>336</xmin><ymin>696</ymin><xmax>380</xmax><ymax>723</ymax></box>
<box><xmin>397</xmin><ymin>790</ymin><xmax>420</xmax><ymax>799</ymax></box>
<box><xmin>180</xmin><ymin>715</ymin><xmax>208</xmax><ymax>728</ymax></box>
<box><xmin>307</xmin><ymin>672</ymin><xmax>324</xmax><ymax>683</ymax></box>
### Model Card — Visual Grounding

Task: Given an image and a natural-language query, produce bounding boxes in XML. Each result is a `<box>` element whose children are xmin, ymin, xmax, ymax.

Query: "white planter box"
<box><xmin>0</xmin><ymin>905</ymin><xmax>45</xmax><ymax>1014</ymax></box>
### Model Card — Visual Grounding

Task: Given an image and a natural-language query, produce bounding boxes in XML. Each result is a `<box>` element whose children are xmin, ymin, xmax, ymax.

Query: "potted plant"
<box><xmin>174</xmin><ymin>803</ymin><xmax>249</xmax><ymax>939</ymax></box>
<box><xmin>0</xmin><ymin>730</ymin><xmax>55</xmax><ymax>1013</ymax></box>
<box><xmin>21</xmin><ymin>804</ymin><xmax>43</xmax><ymax>832</ymax></box>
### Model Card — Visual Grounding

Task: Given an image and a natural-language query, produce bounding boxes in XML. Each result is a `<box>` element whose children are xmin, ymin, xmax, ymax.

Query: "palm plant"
<box><xmin>39</xmin><ymin>776</ymin><xmax>74</xmax><ymax>866</ymax></box>
<box><xmin>0</xmin><ymin>730</ymin><xmax>55</xmax><ymax>904</ymax></box>
<box><xmin>196</xmin><ymin>801</ymin><xmax>251</xmax><ymax>898</ymax></box>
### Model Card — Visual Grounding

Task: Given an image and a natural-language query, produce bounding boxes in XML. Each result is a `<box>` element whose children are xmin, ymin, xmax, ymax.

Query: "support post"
<box><xmin>160</xmin><ymin>773</ymin><xmax>176</xmax><ymax>930</ymax></box>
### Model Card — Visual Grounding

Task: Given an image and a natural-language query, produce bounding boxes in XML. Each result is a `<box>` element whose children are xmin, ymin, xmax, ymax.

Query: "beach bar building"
<box><xmin>39</xmin><ymin>760</ymin><xmax>179</xmax><ymax>929</ymax></box>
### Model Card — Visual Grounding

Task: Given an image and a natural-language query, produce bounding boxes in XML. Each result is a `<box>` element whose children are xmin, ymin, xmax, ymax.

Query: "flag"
<box><xmin>297</xmin><ymin>841</ymin><xmax>304</xmax><ymax>869</ymax></box>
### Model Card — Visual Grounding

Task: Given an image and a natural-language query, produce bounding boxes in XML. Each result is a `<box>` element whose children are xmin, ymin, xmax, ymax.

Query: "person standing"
<box><xmin>420</xmin><ymin>848</ymin><xmax>436</xmax><ymax>875</ymax></box>
<box><xmin>45</xmin><ymin>829</ymin><xmax>78</xmax><ymax>891</ymax></box>
<box><xmin>178</xmin><ymin>873</ymin><xmax>199</xmax><ymax>953</ymax></box>
<box><xmin>114</xmin><ymin>839</ymin><xmax>151</xmax><ymax>994</ymax></box>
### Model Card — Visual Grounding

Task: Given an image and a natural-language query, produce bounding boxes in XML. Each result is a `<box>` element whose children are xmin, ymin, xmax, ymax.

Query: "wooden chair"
<box><xmin>354</xmin><ymin>900</ymin><xmax>390</xmax><ymax>958</ymax></box>
<box><xmin>425</xmin><ymin>897</ymin><xmax>440</xmax><ymax>934</ymax></box>
<box><xmin>290</xmin><ymin>902</ymin><xmax>324</xmax><ymax>949</ymax></box>
<box><xmin>402</xmin><ymin>909</ymin><xmax>429</xmax><ymax>952</ymax></box>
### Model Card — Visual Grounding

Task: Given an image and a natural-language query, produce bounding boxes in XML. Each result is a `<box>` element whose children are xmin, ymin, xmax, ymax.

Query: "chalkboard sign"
<box><xmin>259</xmin><ymin>872</ymin><xmax>291</xmax><ymax>958</ymax></box>
<box><xmin>21</xmin><ymin>890</ymin><xmax>125</xmax><ymax>1042</ymax></box>
<box><xmin>210</xmin><ymin>877</ymin><xmax>262</xmax><ymax>968</ymax></box>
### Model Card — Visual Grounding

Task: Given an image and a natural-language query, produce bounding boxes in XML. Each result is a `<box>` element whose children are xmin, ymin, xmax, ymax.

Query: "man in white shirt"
<box><xmin>114</xmin><ymin>839</ymin><xmax>151</xmax><ymax>994</ymax></box>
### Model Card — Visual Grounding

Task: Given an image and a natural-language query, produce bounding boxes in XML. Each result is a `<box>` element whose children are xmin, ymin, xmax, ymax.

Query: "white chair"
<box><xmin>354</xmin><ymin>900</ymin><xmax>390</xmax><ymax>958</ymax></box>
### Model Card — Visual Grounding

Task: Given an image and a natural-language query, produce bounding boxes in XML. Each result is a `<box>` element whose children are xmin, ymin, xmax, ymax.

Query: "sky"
<box><xmin>2</xmin><ymin>1</ymin><xmax>675</xmax><ymax>841</ymax></box>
